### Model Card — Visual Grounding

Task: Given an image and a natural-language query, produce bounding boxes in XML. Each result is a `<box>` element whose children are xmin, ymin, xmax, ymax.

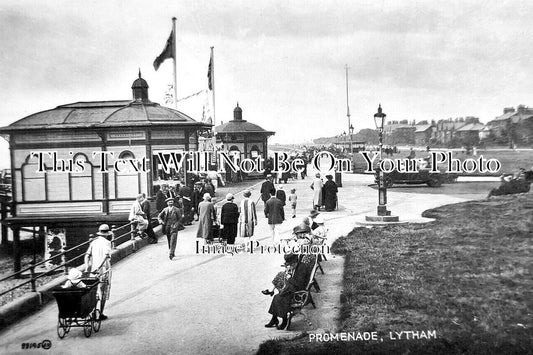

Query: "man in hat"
<box><xmin>84</xmin><ymin>224</ymin><xmax>113</xmax><ymax>320</ymax></box>
<box><xmin>264</xmin><ymin>191</ymin><xmax>285</xmax><ymax>244</ymax></box>
<box><xmin>158</xmin><ymin>197</ymin><xmax>183</xmax><ymax>260</ymax></box>
<box><xmin>260</xmin><ymin>175</ymin><xmax>276</xmax><ymax>209</ymax></box>
<box><xmin>129</xmin><ymin>194</ymin><xmax>148</xmax><ymax>237</ymax></box>
<box><xmin>155</xmin><ymin>183</ymin><xmax>175</xmax><ymax>213</ymax></box>
<box><xmin>220</xmin><ymin>193</ymin><xmax>240</xmax><ymax>244</ymax></box>
<box><xmin>197</xmin><ymin>193</ymin><xmax>216</xmax><ymax>241</ymax></box>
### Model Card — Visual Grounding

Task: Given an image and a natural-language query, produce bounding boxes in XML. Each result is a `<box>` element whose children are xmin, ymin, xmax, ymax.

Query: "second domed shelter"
<box><xmin>214</xmin><ymin>103</ymin><xmax>274</xmax><ymax>164</ymax></box>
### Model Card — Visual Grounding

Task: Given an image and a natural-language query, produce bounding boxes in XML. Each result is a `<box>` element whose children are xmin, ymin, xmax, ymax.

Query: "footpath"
<box><xmin>0</xmin><ymin>173</ymin><xmax>495</xmax><ymax>354</ymax></box>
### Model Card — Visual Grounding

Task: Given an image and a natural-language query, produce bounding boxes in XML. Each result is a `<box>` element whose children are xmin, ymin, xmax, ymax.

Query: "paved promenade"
<box><xmin>0</xmin><ymin>173</ymin><xmax>496</xmax><ymax>354</ymax></box>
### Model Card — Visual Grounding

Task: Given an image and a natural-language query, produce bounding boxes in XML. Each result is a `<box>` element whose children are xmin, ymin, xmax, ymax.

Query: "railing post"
<box><xmin>110</xmin><ymin>226</ymin><xmax>116</xmax><ymax>249</ymax></box>
<box><xmin>29</xmin><ymin>263</ymin><xmax>36</xmax><ymax>292</ymax></box>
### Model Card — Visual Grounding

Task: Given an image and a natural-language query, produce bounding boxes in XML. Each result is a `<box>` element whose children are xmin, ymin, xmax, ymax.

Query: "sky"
<box><xmin>1</xmin><ymin>0</ymin><xmax>532</xmax><ymax>167</ymax></box>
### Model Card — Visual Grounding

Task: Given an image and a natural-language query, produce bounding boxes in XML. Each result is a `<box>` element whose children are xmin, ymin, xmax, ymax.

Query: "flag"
<box><xmin>153</xmin><ymin>30</ymin><xmax>174</xmax><ymax>71</ymax></box>
<box><xmin>207</xmin><ymin>52</ymin><xmax>213</xmax><ymax>90</ymax></box>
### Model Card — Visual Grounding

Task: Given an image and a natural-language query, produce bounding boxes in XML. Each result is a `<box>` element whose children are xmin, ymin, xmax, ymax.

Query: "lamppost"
<box><xmin>366</xmin><ymin>104</ymin><xmax>399</xmax><ymax>222</ymax></box>
<box><xmin>342</xmin><ymin>131</ymin><xmax>346</xmax><ymax>152</ymax></box>
<box><xmin>349</xmin><ymin>123</ymin><xmax>354</xmax><ymax>154</ymax></box>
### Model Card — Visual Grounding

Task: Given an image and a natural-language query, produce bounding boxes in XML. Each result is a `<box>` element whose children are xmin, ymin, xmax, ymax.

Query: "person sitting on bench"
<box><xmin>264</xmin><ymin>253</ymin><xmax>313</xmax><ymax>330</ymax></box>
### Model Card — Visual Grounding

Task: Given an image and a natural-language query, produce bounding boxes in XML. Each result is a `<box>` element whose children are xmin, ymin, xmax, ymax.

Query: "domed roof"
<box><xmin>132</xmin><ymin>77</ymin><xmax>148</xmax><ymax>89</ymax></box>
<box><xmin>0</xmin><ymin>71</ymin><xmax>211</xmax><ymax>132</ymax></box>
<box><xmin>215</xmin><ymin>120</ymin><xmax>274</xmax><ymax>134</ymax></box>
<box><xmin>214</xmin><ymin>103</ymin><xmax>274</xmax><ymax>136</ymax></box>
<box><xmin>1</xmin><ymin>101</ymin><xmax>209</xmax><ymax>131</ymax></box>
<box><xmin>131</xmin><ymin>69</ymin><xmax>148</xmax><ymax>89</ymax></box>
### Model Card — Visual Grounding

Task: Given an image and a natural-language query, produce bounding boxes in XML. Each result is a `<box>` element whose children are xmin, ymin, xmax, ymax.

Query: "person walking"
<box><xmin>264</xmin><ymin>192</ymin><xmax>285</xmax><ymax>244</ymax></box>
<box><xmin>288</xmin><ymin>188</ymin><xmax>297</xmax><ymax>218</ymax></box>
<box><xmin>239</xmin><ymin>190</ymin><xmax>257</xmax><ymax>239</ymax></box>
<box><xmin>220</xmin><ymin>193</ymin><xmax>240</xmax><ymax>245</ymax></box>
<box><xmin>84</xmin><ymin>224</ymin><xmax>112</xmax><ymax>320</ymax></box>
<box><xmin>260</xmin><ymin>175</ymin><xmax>276</xmax><ymax>211</ymax></box>
<box><xmin>322</xmin><ymin>175</ymin><xmax>338</xmax><ymax>212</ymax></box>
<box><xmin>310</xmin><ymin>173</ymin><xmax>323</xmax><ymax>210</ymax></box>
<box><xmin>157</xmin><ymin>198</ymin><xmax>183</xmax><ymax>260</ymax></box>
<box><xmin>155</xmin><ymin>183</ymin><xmax>175</xmax><ymax>213</ymax></box>
<box><xmin>197</xmin><ymin>193</ymin><xmax>216</xmax><ymax>242</ymax></box>
<box><xmin>276</xmin><ymin>185</ymin><xmax>286</xmax><ymax>206</ymax></box>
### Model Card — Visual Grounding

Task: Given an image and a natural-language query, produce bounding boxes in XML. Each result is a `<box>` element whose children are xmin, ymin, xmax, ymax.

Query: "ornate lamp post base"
<box><xmin>365</xmin><ymin>214</ymin><xmax>399</xmax><ymax>222</ymax></box>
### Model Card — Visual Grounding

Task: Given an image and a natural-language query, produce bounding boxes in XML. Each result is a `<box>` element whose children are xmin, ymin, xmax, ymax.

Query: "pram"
<box><xmin>52</xmin><ymin>277</ymin><xmax>102</xmax><ymax>338</ymax></box>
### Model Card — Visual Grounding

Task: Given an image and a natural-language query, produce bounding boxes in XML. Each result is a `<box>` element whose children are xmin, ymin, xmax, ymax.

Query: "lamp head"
<box><xmin>373</xmin><ymin>104</ymin><xmax>387</xmax><ymax>129</ymax></box>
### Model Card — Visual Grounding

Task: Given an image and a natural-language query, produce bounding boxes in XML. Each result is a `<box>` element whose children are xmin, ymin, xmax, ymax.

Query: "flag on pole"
<box><xmin>207</xmin><ymin>52</ymin><xmax>214</xmax><ymax>90</ymax></box>
<box><xmin>153</xmin><ymin>30</ymin><xmax>175</xmax><ymax>71</ymax></box>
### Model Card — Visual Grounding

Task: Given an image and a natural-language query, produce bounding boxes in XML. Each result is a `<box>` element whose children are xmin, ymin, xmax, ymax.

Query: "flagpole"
<box><xmin>172</xmin><ymin>17</ymin><xmax>177</xmax><ymax>109</ymax></box>
<box><xmin>211</xmin><ymin>46</ymin><xmax>216</xmax><ymax>127</ymax></box>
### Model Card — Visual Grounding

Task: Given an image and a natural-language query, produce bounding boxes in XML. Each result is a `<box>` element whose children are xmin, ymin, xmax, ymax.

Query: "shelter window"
<box><xmin>71</xmin><ymin>154</ymin><xmax>93</xmax><ymax>200</ymax></box>
<box><xmin>115</xmin><ymin>150</ymin><xmax>139</xmax><ymax>198</ymax></box>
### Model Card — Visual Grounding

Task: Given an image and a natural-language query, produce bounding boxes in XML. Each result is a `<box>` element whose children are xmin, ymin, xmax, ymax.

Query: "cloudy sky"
<box><xmin>0</xmin><ymin>0</ymin><xmax>532</xmax><ymax>163</ymax></box>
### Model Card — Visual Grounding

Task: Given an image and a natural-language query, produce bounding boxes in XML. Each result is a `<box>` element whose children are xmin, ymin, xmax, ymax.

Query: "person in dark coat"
<box><xmin>265</xmin><ymin>254</ymin><xmax>313</xmax><ymax>330</ymax></box>
<box><xmin>264</xmin><ymin>192</ymin><xmax>285</xmax><ymax>244</ymax></box>
<box><xmin>220</xmin><ymin>193</ymin><xmax>240</xmax><ymax>244</ymax></box>
<box><xmin>322</xmin><ymin>175</ymin><xmax>338</xmax><ymax>212</ymax></box>
<box><xmin>203</xmin><ymin>179</ymin><xmax>215</xmax><ymax>197</ymax></box>
<box><xmin>157</xmin><ymin>198</ymin><xmax>183</xmax><ymax>260</ymax></box>
<box><xmin>260</xmin><ymin>175</ymin><xmax>276</xmax><ymax>209</ymax></box>
<box><xmin>275</xmin><ymin>185</ymin><xmax>286</xmax><ymax>206</ymax></box>
<box><xmin>178</xmin><ymin>183</ymin><xmax>193</xmax><ymax>225</ymax></box>
<box><xmin>140</xmin><ymin>193</ymin><xmax>157</xmax><ymax>243</ymax></box>
<box><xmin>191</xmin><ymin>182</ymin><xmax>204</xmax><ymax>221</ymax></box>
<box><xmin>155</xmin><ymin>183</ymin><xmax>175</xmax><ymax>212</ymax></box>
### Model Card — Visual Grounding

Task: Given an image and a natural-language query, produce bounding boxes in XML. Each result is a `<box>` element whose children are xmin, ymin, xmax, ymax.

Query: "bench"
<box><xmin>285</xmin><ymin>255</ymin><xmax>321</xmax><ymax>330</ymax></box>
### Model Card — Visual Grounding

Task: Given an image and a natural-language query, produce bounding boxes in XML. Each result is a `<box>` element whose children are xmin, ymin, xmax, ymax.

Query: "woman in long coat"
<box><xmin>239</xmin><ymin>190</ymin><xmax>257</xmax><ymax>238</ymax></box>
<box><xmin>310</xmin><ymin>173</ymin><xmax>323</xmax><ymax>210</ymax></box>
<box><xmin>196</xmin><ymin>193</ymin><xmax>216</xmax><ymax>240</ymax></box>
<box><xmin>322</xmin><ymin>175</ymin><xmax>338</xmax><ymax>211</ymax></box>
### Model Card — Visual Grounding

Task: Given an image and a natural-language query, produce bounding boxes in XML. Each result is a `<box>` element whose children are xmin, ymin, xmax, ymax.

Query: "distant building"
<box><xmin>487</xmin><ymin>105</ymin><xmax>533</xmax><ymax>145</ymax></box>
<box><xmin>414</xmin><ymin>124</ymin><xmax>434</xmax><ymax>146</ymax></box>
<box><xmin>0</xmin><ymin>72</ymin><xmax>210</xmax><ymax>254</ymax></box>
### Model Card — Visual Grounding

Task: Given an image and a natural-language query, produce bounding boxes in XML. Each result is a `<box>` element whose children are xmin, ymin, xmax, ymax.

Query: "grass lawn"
<box><xmin>257</xmin><ymin>193</ymin><xmax>533</xmax><ymax>354</ymax></box>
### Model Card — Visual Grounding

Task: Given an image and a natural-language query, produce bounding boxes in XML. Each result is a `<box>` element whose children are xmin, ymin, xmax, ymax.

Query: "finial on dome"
<box><xmin>138</xmin><ymin>68</ymin><xmax>142</xmax><ymax>78</ymax></box>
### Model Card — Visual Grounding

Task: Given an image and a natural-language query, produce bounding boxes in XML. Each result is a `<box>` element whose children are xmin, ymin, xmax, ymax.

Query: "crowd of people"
<box><xmin>67</xmin><ymin>159</ymin><xmax>339</xmax><ymax>328</ymax></box>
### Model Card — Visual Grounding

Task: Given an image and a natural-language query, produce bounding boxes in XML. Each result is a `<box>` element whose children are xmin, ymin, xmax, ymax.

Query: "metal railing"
<box><xmin>0</xmin><ymin>214</ymin><xmax>158</xmax><ymax>299</ymax></box>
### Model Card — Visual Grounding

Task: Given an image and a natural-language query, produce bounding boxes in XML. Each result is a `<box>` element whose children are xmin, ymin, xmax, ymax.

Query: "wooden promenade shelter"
<box><xmin>0</xmin><ymin>72</ymin><xmax>211</xmax><ymax>270</ymax></box>
<box><xmin>214</xmin><ymin>103</ymin><xmax>274</xmax><ymax>165</ymax></box>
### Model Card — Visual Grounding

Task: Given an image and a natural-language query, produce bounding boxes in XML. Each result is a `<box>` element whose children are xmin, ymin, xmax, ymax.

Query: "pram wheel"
<box><xmin>83</xmin><ymin>315</ymin><xmax>93</xmax><ymax>337</ymax></box>
<box><xmin>57</xmin><ymin>316</ymin><xmax>69</xmax><ymax>339</ymax></box>
<box><xmin>92</xmin><ymin>309</ymin><xmax>102</xmax><ymax>332</ymax></box>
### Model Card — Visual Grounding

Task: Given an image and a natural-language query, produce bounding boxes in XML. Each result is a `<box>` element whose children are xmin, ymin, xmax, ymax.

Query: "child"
<box><xmin>288</xmin><ymin>188</ymin><xmax>297</xmax><ymax>218</ymax></box>
<box><xmin>62</xmin><ymin>268</ymin><xmax>87</xmax><ymax>289</ymax></box>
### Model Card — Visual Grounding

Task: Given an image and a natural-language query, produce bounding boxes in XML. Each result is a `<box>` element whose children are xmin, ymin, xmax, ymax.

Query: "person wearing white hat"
<box><xmin>220</xmin><ymin>193</ymin><xmax>239</xmax><ymax>244</ymax></box>
<box><xmin>84</xmin><ymin>224</ymin><xmax>112</xmax><ymax>320</ymax></box>
<box><xmin>196</xmin><ymin>193</ymin><xmax>216</xmax><ymax>241</ymax></box>
<box><xmin>62</xmin><ymin>268</ymin><xmax>87</xmax><ymax>289</ymax></box>
<box><xmin>311</xmin><ymin>215</ymin><xmax>328</xmax><ymax>242</ymax></box>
